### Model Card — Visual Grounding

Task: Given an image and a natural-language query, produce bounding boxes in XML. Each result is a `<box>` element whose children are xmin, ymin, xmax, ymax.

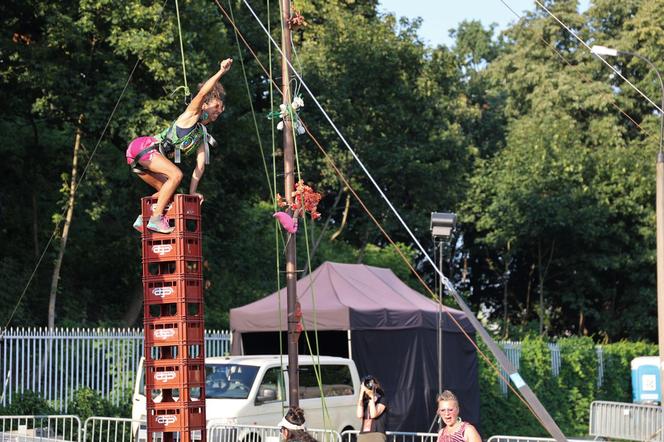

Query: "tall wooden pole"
<box><xmin>657</xmin><ymin>152</ymin><xmax>664</xmax><ymax>400</ymax></box>
<box><xmin>281</xmin><ymin>0</ymin><xmax>299</xmax><ymax>408</ymax></box>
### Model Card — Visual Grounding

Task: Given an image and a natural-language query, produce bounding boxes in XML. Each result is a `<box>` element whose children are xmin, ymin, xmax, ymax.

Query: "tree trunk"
<box><xmin>32</xmin><ymin>192</ymin><xmax>39</xmax><ymax>260</ymax></box>
<box><xmin>537</xmin><ymin>239</ymin><xmax>555</xmax><ymax>336</ymax></box>
<box><xmin>502</xmin><ymin>256</ymin><xmax>510</xmax><ymax>339</ymax></box>
<box><xmin>30</xmin><ymin>116</ymin><xmax>41</xmax><ymax>260</ymax></box>
<box><xmin>303</xmin><ymin>183</ymin><xmax>345</xmax><ymax>275</ymax></box>
<box><xmin>47</xmin><ymin>115</ymin><xmax>83</xmax><ymax>329</ymax></box>
<box><xmin>525</xmin><ymin>263</ymin><xmax>534</xmax><ymax>322</ymax></box>
<box><xmin>330</xmin><ymin>191</ymin><xmax>351</xmax><ymax>241</ymax></box>
<box><xmin>538</xmin><ymin>242</ymin><xmax>544</xmax><ymax>335</ymax></box>
<box><xmin>122</xmin><ymin>288</ymin><xmax>144</xmax><ymax>326</ymax></box>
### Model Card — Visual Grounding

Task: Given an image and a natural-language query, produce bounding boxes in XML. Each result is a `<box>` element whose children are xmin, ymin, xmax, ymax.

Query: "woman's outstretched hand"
<box><xmin>220</xmin><ymin>58</ymin><xmax>233</xmax><ymax>74</ymax></box>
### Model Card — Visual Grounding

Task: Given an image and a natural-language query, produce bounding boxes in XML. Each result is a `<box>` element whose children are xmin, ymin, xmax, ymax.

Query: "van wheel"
<box><xmin>341</xmin><ymin>427</ymin><xmax>356</xmax><ymax>442</ymax></box>
<box><xmin>241</xmin><ymin>433</ymin><xmax>261</xmax><ymax>442</ymax></box>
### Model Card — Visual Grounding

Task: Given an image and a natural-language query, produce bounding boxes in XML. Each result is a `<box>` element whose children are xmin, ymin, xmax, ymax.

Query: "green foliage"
<box><xmin>598</xmin><ymin>340</ymin><xmax>657</xmax><ymax>402</ymax></box>
<box><xmin>0</xmin><ymin>0</ymin><xmax>660</xmax><ymax>371</ymax></box>
<box><xmin>479</xmin><ymin>336</ymin><xmax>657</xmax><ymax>437</ymax></box>
<box><xmin>68</xmin><ymin>388</ymin><xmax>128</xmax><ymax>419</ymax></box>
<box><xmin>458</xmin><ymin>0</ymin><xmax>659</xmax><ymax>340</ymax></box>
<box><xmin>0</xmin><ymin>390</ymin><xmax>56</xmax><ymax>415</ymax></box>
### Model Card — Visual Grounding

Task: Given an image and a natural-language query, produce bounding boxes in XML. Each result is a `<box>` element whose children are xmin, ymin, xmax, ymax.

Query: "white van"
<box><xmin>132</xmin><ymin>355</ymin><xmax>360</xmax><ymax>436</ymax></box>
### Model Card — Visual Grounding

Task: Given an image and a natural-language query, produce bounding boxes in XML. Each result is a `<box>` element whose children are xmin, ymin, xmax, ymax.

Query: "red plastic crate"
<box><xmin>143</xmin><ymin>235</ymin><xmax>202</xmax><ymax>261</ymax></box>
<box><xmin>172</xmin><ymin>215</ymin><xmax>202</xmax><ymax>235</ymax></box>
<box><xmin>144</xmin><ymin>302</ymin><xmax>205</xmax><ymax>322</ymax></box>
<box><xmin>141</xmin><ymin>195</ymin><xmax>201</xmax><ymax>219</ymax></box>
<box><xmin>147</xmin><ymin>425</ymin><xmax>206</xmax><ymax>442</ymax></box>
<box><xmin>144</xmin><ymin>320</ymin><xmax>205</xmax><ymax>346</ymax></box>
<box><xmin>143</xmin><ymin>277</ymin><xmax>203</xmax><ymax>305</ymax></box>
<box><xmin>143</xmin><ymin>259</ymin><xmax>203</xmax><ymax>279</ymax></box>
<box><xmin>146</xmin><ymin>383</ymin><xmax>206</xmax><ymax>406</ymax></box>
<box><xmin>148</xmin><ymin>404</ymin><xmax>206</xmax><ymax>431</ymax></box>
<box><xmin>144</xmin><ymin>343</ymin><xmax>205</xmax><ymax>364</ymax></box>
<box><xmin>145</xmin><ymin>361</ymin><xmax>205</xmax><ymax>387</ymax></box>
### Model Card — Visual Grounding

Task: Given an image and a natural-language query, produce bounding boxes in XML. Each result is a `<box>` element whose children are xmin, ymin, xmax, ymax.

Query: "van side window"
<box><xmin>257</xmin><ymin>367</ymin><xmax>284</xmax><ymax>403</ymax></box>
<box><xmin>299</xmin><ymin>365</ymin><xmax>354</xmax><ymax>399</ymax></box>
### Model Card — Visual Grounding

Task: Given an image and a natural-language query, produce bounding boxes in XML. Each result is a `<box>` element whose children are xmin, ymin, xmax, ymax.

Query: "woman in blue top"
<box><xmin>126</xmin><ymin>58</ymin><xmax>233</xmax><ymax>233</ymax></box>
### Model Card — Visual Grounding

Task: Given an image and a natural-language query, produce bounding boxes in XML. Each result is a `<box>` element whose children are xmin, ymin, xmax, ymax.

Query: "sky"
<box><xmin>378</xmin><ymin>0</ymin><xmax>591</xmax><ymax>48</ymax></box>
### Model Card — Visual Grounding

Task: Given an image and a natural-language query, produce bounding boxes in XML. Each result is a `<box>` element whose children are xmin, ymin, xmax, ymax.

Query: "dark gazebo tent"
<box><xmin>230</xmin><ymin>261</ymin><xmax>479</xmax><ymax>433</ymax></box>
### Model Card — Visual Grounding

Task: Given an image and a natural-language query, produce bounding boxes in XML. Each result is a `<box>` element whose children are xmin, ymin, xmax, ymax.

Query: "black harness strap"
<box><xmin>130</xmin><ymin>144</ymin><xmax>158</xmax><ymax>174</ymax></box>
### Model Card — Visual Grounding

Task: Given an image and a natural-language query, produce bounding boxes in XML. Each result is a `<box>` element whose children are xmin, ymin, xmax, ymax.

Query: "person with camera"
<box><xmin>278</xmin><ymin>406</ymin><xmax>318</xmax><ymax>442</ymax></box>
<box><xmin>356</xmin><ymin>375</ymin><xmax>388</xmax><ymax>442</ymax></box>
<box><xmin>125</xmin><ymin>58</ymin><xmax>233</xmax><ymax>233</ymax></box>
<box><xmin>436</xmin><ymin>390</ymin><xmax>480</xmax><ymax>442</ymax></box>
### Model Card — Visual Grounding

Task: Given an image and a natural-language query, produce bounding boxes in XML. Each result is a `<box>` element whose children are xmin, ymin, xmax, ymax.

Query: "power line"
<box><xmin>528</xmin><ymin>0</ymin><xmax>663</xmax><ymax>113</ymax></box>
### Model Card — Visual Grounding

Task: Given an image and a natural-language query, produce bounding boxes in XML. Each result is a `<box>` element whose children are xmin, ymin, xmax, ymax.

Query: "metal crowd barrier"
<box><xmin>209</xmin><ymin>423</ymin><xmax>340</xmax><ymax>442</ymax></box>
<box><xmin>487</xmin><ymin>436</ymin><xmax>589</xmax><ymax>442</ymax></box>
<box><xmin>341</xmin><ymin>430</ymin><xmax>438</xmax><ymax>442</ymax></box>
<box><xmin>0</xmin><ymin>416</ymin><xmax>81</xmax><ymax>442</ymax></box>
<box><xmin>82</xmin><ymin>417</ymin><xmax>146</xmax><ymax>442</ymax></box>
<box><xmin>589</xmin><ymin>400</ymin><xmax>664</xmax><ymax>442</ymax></box>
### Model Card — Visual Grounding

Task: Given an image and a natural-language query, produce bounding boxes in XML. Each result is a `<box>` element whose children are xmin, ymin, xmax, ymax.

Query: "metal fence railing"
<box><xmin>496</xmin><ymin>341</ymin><xmax>606</xmax><ymax>394</ymax></box>
<box><xmin>209</xmin><ymin>423</ymin><xmax>341</xmax><ymax>442</ymax></box>
<box><xmin>589</xmin><ymin>400</ymin><xmax>664</xmax><ymax>442</ymax></box>
<box><xmin>0</xmin><ymin>415</ymin><xmax>81</xmax><ymax>442</ymax></box>
<box><xmin>0</xmin><ymin>327</ymin><xmax>230</xmax><ymax>412</ymax></box>
<box><xmin>487</xmin><ymin>436</ymin><xmax>589</xmax><ymax>442</ymax></box>
<box><xmin>341</xmin><ymin>430</ymin><xmax>438</xmax><ymax>442</ymax></box>
<box><xmin>0</xmin><ymin>327</ymin><xmax>614</xmax><ymax>410</ymax></box>
<box><xmin>82</xmin><ymin>417</ymin><xmax>143</xmax><ymax>442</ymax></box>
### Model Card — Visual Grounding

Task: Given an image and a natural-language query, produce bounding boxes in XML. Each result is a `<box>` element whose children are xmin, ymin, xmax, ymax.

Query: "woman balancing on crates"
<box><xmin>126</xmin><ymin>58</ymin><xmax>233</xmax><ymax>233</ymax></box>
<box><xmin>436</xmin><ymin>390</ymin><xmax>481</xmax><ymax>442</ymax></box>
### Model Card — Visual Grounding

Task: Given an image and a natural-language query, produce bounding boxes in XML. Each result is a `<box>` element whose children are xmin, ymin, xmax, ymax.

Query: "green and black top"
<box><xmin>155</xmin><ymin>122</ymin><xmax>211</xmax><ymax>164</ymax></box>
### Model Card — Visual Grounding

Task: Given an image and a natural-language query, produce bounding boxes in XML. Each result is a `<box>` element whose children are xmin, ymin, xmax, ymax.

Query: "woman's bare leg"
<box><xmin>140</xmin><ymin>154</ymin><xmax>183</xmax><ymax>218</ymax></box>
<box><xmin>137</xmin><ymin>171</ymin><xmax>167</xmax><ymax>192</ymax></box>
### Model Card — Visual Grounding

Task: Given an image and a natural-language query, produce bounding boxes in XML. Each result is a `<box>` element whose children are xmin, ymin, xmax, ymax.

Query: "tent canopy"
<box><xmin>230</xmin><ymin>261</ymin><xmax>473</xmax><ymax>333</ymax></box>
<box><xmin>229</xmin><ymin>262</ymin><xmax>479</xmax><ymax>433</ymax></box>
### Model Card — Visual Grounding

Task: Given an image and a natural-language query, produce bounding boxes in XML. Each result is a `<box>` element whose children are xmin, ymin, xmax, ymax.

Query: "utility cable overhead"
<box><xmin>527</xmin><ymin>0</ymin><xmax>663</xmax><ymax>113</ymax></box>
<box><xmin>211</xmin><ymin>0</ymin><xmax>554</xmax><ymax>432</ymax></box>
<box><xmin>498</xmin><ymin>0</ymin><xmax>648</xmax><ymax>133</ymax></box>
<box><xmin>238</xmin><ymin>1</ymin><xmax>567</xmax><ymax>439</ymax></box>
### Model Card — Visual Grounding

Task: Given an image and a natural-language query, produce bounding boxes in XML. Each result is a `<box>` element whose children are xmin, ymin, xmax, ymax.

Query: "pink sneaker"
<box><xmin>147</xmin><ymin>215</ymin><xmax>174</xmax><ymax>234</ymax></box>
<box><xmin>132</xmin><ymin>214</ymin><xmax>143</xmax><ymax>233</ymax></box>
<box><xmin>273</xmin><ymin>212</ymin><xmax>298</xmax><ymax>234</ymax></box>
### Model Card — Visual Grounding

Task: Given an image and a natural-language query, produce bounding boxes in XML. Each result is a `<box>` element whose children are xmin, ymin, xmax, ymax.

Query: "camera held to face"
<box><xmin>362</xmin><ymin>375</ymin><xmax>376</xmax><ymax>391</ymax></box>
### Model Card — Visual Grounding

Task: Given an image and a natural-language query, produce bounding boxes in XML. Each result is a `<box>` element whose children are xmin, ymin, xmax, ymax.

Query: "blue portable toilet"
<box><xmin>631</xmin><ymin>356</ymin><xmax>661</xmax><ymax>404</ymax></box>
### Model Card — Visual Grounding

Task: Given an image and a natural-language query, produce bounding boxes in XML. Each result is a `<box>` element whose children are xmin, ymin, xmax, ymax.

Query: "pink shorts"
<box><xmin>125</xmin><ymin>136</ymin><xmax>160</xmax><ymax>166</ymax></box>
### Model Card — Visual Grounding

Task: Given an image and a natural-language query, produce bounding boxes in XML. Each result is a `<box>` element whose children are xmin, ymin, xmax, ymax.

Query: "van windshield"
<box><xmin>205</xmin><ymin>364</ymin><xmax>259</xmax><ymax>399</ymax></box>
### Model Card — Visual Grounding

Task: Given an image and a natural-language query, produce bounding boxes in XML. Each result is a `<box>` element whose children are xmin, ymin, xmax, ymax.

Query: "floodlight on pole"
<box><xmin>592</xmin><ymin>44</ymin><xmax>664</xmax><ymax>404</ymax></box>
<box><xmin>431</xmin><ymin>212</ymin><xmax>457</xmax><ymax>239</ymax></box>
<box><xmin>430</xmin><ymin>212</ymin><xmax>456</xmax><ymax>400</ymax></box>
<box><xmin>590</xmin><ymin>45</ymin><xmax>619</xmax><ymax>57</ymax></box>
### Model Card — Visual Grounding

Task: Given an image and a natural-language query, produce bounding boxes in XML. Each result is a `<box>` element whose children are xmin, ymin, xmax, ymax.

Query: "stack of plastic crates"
<box><xmin>141</xmin><ymin>195</ymin><xmax>206</xmax><ymax>442</ymax></box>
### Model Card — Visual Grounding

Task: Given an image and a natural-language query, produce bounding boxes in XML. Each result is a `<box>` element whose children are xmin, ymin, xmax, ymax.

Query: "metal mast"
<box><xmin>280</xmin><ymin>0</ymin><xmax>299</xmax><ymax>408</ymax></box>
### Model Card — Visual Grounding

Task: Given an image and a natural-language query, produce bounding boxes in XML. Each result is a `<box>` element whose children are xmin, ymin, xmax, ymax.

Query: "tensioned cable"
<box><xmin>216</xmin><ymin>0</ymin><xmax>538</xmax><ymax>402</ymax></box>
<box><xmin>213</xmin><ymin>0</ymin><xmax>552</xmax><ymax>432</ymax></box>
<box><xmin>276</xmin><ymin>2</ymin><xmax>333</xmax><ymax>430</ymax></box>
<box><xmin>233</xmin><ymin>1</ymin><xmax>565</xmax><ymax>437</ymax></box>
<box><xmin>1</xmin><ymin>0</ymin><xmax>173</xmax><ymax>335</ymax></box>
<box><xmin>525</xmin><ymin>0</ymin><xmax>663</xmax><ymax>113</ymax></box>
<box><xmin>228</xmin><ymin>0</ymin><xmax>275</xmax><ymax>199</ymax></box>
<box><xmin>265</xmin><ymin>0</ymin><xmax>286</xmax><ymax>411</ymax></box>
<box><xmin>241</xmin><ymin>0</ymin><xmax>467</xmax><ymax>296</ymax></box>
<box><xmin>174</xmin><ymin>0</ymin><xmax>191</xmax><ymax>98</ymax></box>
<box><xmin>497</xmin><ymin>0</ymin><xmax>648</xmax><ymax>134</ymax></box>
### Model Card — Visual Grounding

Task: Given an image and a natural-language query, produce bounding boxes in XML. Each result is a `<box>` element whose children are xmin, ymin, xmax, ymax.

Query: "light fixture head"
<box><xmin>591</xmin><ymin>45</ymin><xmax>619</xmax><ymax>57</ymax></box>
<box><xmin>430</xmin><ymin>212</ymin><xmax>457</xmax><ymax>239</ymax></box>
